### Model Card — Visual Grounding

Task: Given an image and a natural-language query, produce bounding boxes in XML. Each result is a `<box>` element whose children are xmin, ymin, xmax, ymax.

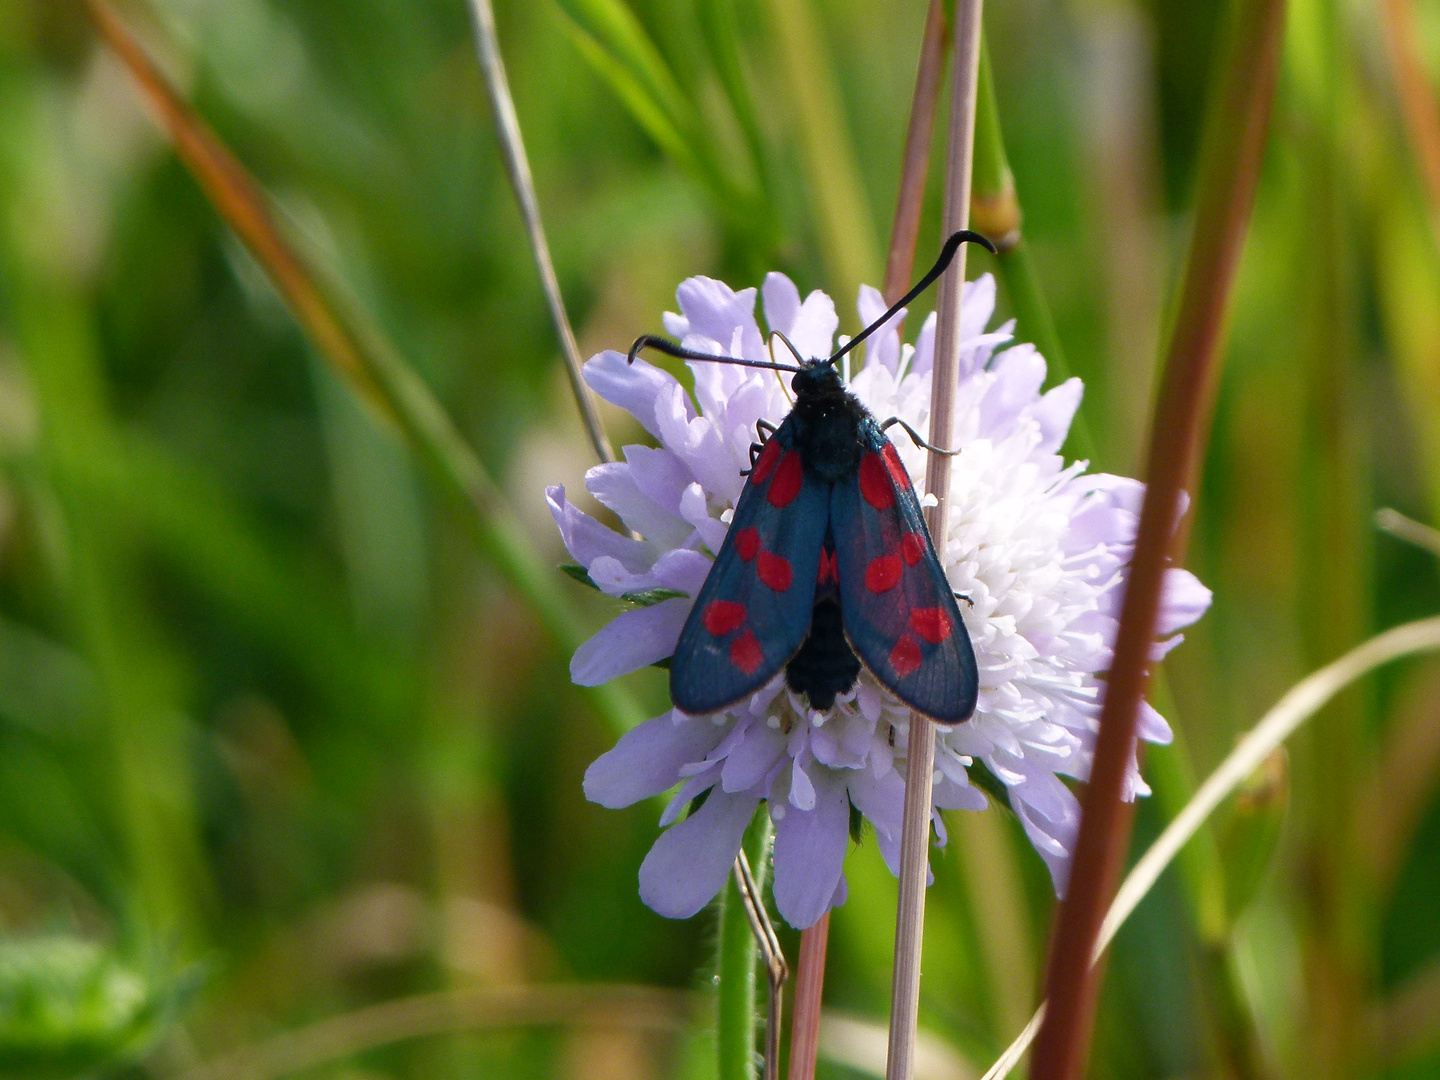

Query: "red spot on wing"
<box><xmin>859</xmin><ymin>453</ymin><xmax>895</xmax><ymax>509</ymax></box>
<box><xmin>730</xmin><ymin>629</ymin><xmax>764</xmax><ymax>674</ymax></box>
<box><xmin>901</xmin><ymin>532</ymin><xmax>926</xmax><ymax>566</ymax></box>
<box><xmin>865</xmin><ymin>554</ymin><xmax>903</xmax><ymax>593</ymax></box>
<box><xmin>703</xmin><ymin>600</ymin><xmax>747</xmax><ymax>637</ymax></box>
<box><xmin>909</xmin><ymin>607</ymin><xmax>952</xmax><ymax>644</ymax></box>
<box><xmin>889</xmin><ymin>635</ymin><xmax>922</xmax><ymax>678</ymax></box>
<box><xmin>767</xmin><ymin>451</ymin><xmax>803</xmax><ymax>507</ymax></box>
<box><xmin>817</xmin><ymin>548</ymin><xmax>839</xmax><ymax>585</ymax></box>
<box><xmin>752</xmin><ymin>439</ymin><xmax>781</xmax><ymax>484</ymax></box>
<box><xmin>757</xmin><ymin>551</ymin><xmax>793</xmax><ymax>591</ymax></box>
<box><xmin>735</xmin><ymin>527</ymin><xmax>760</xmax><ymax>562</ymax></box>
<box><xmin>883</xmin><ymin>443</ymin><xmax>912</xmax><ymax>489</ymax></box>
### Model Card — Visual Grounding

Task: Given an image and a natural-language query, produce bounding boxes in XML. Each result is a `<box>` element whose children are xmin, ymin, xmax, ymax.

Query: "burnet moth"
<box><xmin>630</xmin><ymin>230</ymin><xmax>996</xmax><ymax>725</ymax></box>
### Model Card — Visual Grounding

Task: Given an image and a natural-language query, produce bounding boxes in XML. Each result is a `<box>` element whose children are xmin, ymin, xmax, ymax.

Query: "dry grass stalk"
<box><xmin>466</xmin><ymin>0</ymin><xmax>615</xmax><ymax>464</ymax></box>
<box><xmin>886</xmin><ymin>1</ymin><xmax>985</xmax><ymax>1077</ymax></box>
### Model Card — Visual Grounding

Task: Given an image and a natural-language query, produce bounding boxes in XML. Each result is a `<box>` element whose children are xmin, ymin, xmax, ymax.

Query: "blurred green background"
<box><xmin>1</xmin><ymin>0</ymin><xmax>1439</xmax><ymax>1077</ymax></box>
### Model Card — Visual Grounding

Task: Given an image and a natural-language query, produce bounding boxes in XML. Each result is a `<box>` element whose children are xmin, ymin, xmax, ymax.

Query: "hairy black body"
<box><xmin>773</xmin><ymin>365</ymin><xmax>868</xmax><ymax>708</ymax></box>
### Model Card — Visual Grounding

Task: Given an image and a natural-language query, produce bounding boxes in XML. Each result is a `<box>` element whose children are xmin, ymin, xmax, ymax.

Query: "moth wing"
<box><xmin>831</xmin><ymin>425</ymin><xmax>978</xmax><ymax>723</ymax></box>
<box><xmin>670</xmin><ymin>421</ymin><xmax>829</xmax><ymax>715</ymax></box>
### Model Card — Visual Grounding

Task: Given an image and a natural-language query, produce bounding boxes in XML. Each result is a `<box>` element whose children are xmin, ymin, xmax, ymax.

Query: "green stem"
<box><xmin>717</xmin><ymin>810</ymin><xmax>771</xmax><ymax>1080</ymax></box>
<box><xmin>971</xmin><ymin>36</ymin><xmax>1096</xmax><ymax>461</ymax></box>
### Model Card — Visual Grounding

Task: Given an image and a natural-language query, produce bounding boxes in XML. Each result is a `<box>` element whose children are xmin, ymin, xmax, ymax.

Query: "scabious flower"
<box><xmin>549</xmin><ymin>269</ymin><xmax>1211</xmax><ymax>928</ymax></box>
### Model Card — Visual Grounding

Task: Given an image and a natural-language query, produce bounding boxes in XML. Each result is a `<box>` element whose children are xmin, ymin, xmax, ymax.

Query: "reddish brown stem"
<box><xmin>884</xmin><ymin>0</ymin><xmax>950</xmax><ymax>305</ymax></box>
<box><xmin>1380</xmin><ymin>0</ymin><xmax>1440</xmax><ymax>249</ymax></box>
<box><xmin>785</xmin><ymin>914</ymin><xmax>830</xmax><ymax>1080</ymax></box>
<box><xmin>1026</xmin><ymin>0</ymin><xmax>1287</xmax><ymax>1077</ymax></box>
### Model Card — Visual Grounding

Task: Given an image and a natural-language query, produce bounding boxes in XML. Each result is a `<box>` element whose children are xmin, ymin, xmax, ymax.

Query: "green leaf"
<box><xmin>1216</xmin><ymin>746</ymin><xmax>1289</xmax><ymax>924</ymax></box>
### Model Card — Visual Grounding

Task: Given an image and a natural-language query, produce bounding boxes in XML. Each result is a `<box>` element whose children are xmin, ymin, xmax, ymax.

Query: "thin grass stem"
<box><xmin>1375</xmin><ymin>507</ymin><xmax>1440</xmax><ymax>559</ymax></box>
<box><xmin>85</xmin><ymin>0</ymin><xmax>647</xmax><ymax>738</ymax></box>
<box><xmin>885</xmin><ymin>2</ymin><xmax>984</xmax><ymax>1078</ymax></box>
<box><xmin>1027</xmin><ymin>0</ymin><xmax>1286</xmax><ymax>1074</ymax></box>
<box><xmin>883</xmin><ymin>0</ymin><xmax>949</xmax><ymax>306</ymax></box>
<box><xmin>980</xmin><ymin>614</ymin><xmax>1440</xmax><ymax>1079</ymax></box>
<box><xmin>465</xmin><ymin>0</ymin><xmax>614</xmax><ymax>464</ymax></box>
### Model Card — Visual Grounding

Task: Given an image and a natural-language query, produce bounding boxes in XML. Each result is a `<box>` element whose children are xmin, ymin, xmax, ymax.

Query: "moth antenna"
<box><xmin>771</xmin><ymin>330</ymin><xmax>808</xmax><ymax>367</ymax></box>
<box><xmin>827</xmin><ymin>229</ymin><xmax>996</xmax><ymax>368</ymax></box>
<box><xmin>628</xmin><ymin>334</ymin><xmax>805</xmax><ymax>374</ymax></box>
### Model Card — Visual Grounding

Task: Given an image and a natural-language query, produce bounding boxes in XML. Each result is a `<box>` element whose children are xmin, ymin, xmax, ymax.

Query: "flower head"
<box><xmin>550</xmin><ymin>269</ymin><xmax>1210</xmax><ymax>927</ymax></box>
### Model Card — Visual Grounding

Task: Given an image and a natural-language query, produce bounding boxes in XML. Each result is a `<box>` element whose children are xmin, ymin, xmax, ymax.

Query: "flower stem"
<box><xmin>1027</xmin><ymin>0</ymin><xmax>1287</xmax><ymax>1074</ymax></box>
<box><xmin>718</xmin><ymin>811</ymin><xmax>773</xmax><ymax>1080</ymax></box>
<box><xmin>886</xmin><ymin>1</ymin><xmax>985</xmax><ymax>1077</ymax></box>
<box><xmin>465</xmin><ymin>0</ymin><xmax>614</xmax><ymax>464</ymax></box>
<box><xmin>785</xmin><ymin>914</ymin><xmax>829</xmax><ymax>1080</ymax></box>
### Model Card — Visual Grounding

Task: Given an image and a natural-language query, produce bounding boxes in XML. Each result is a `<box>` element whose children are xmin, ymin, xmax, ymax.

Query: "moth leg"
<box><xmin>881</xmin><ymin>416</ymin><xmax>960</xmax><ymax>456</ymax></box>
<box><xmin>741</xmin><ymin>419</ymin><xmax>780</xmax><ymax>475</ymax></box>
<box><xmin>952</xmin><ymin>591</ymin><xmax>975</xmax><ymax>608</ymax></box>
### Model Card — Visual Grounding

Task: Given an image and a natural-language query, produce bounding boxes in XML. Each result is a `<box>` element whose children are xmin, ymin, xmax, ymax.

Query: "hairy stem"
<box><xmin>718</xmin><ymin>812</ymin><xmax>773</xmax><ymax>1080</ymax></box>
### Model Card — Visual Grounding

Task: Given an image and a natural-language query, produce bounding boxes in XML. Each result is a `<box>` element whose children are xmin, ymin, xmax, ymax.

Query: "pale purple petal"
<box><xmin>639</xmin><ymin>789</ymin><xmax>760</xmax><ymax>918</ymax></box>
<box><xmin>654</xmin><ymin>383</ymin><xmax>744</xmax><ymax>504</ymax></box>
<box><xmin>570</xmin><ymin>598</ymin><xmax>691</xmax><ymax>685</ymax></box>
<box><xmin>660</xmin><ymin>762</ymin><xmax>723</xmax><ymax>826</ymax></box>
<box><xmin>721</xmin><ymin>721</ymin><xmax>788</xmax><ymax>793</ymax></box>
<box><xmin>676</xmin><ymin>278</ymin><xmax>766</xmax><ymax>361</ymax></box>
<box><xmin>1032</xmin><ymin>378</ymin><xmax>1084</xmax><ymax>454</ymax></box>
<box><xmin>587</xmin><ymin>548</ymin><xmax>712</xmax><ymax>599</ymax></box>
<box><xmin>1137</xmin><ymin>700</ymin><xmax>1173</xmax><ymax>745</ymax></box>
<box><xmin>625</xmin><ymin>445</ymin><xmax>695</xmax><ymax>515</ymax></box>
<box><xmin>857</xmin><ymin>285</ymin><xmax>903</xmax><ymax>374</ymax></box>
<box><xmin>1012</xmin><ymin>792</ymin><xmax>1077</xmax><ymax>896</ymax></box>
<box><xmin>584</xmin><ymin>711</ymin><xmax>730</xmax><ymax>808</ymax></box>
<box><xmin>910</xmin><ymin>311</ymin><xmax>938</xmax><ymax>377</ymax></box>
<box><xmin>1157</xmin><ymin>568</ymin><xmax>1212</xmax><ymax>634</ymax></box>
<box><xmin>848</xmin><ymin>767</ymin><xmax>905</xmax><ymax>875</ymax></box>
<box><xmin>583</xmin><ymin>351</ymin><xmax>691</xmax><ymax>439</ymax></box>
<box><xmin>547</xmin><ymin>486</ymin><xmax>650</xmax><ymax>572</ymax></box>
<box><xmin>679</xmin><ymin>483</ymin><xmax>729</xmax><ymax>554</ymax></box>
<box><xmin>762</xmin><ymin>273</ymin><xmax>837</xmax><ymax>360</ymax></box>
<box><xmin>978</xmin><ymin>344</ymin><xmax>1046</xmax><ymax>436</ymax></box>
<box><xmin>585</xmin><ymin>463</ymin><xmax>694</xmax><ymax>549</ymax></box>
<box><xmin>772</xmin><ymin>768</ymin><xmax>850</xmax><ymax>928</ymax></box>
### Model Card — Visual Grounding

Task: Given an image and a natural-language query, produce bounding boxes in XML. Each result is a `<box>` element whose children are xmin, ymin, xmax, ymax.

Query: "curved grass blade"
<box><xmin>979</xmin><ymin>614</ymin><xmax>1440</xmax><ymax>1079</ymax></box>
<box><xmin>86</xmin><ymin>0</ymin><xmax>646</xmax><ymax>736</ymax></box>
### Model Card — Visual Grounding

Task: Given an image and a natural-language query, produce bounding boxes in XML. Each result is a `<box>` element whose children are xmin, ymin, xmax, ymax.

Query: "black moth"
<box><xmin>631</xmin><ymin>230</ymin><xmax>995</xmax><ymax>724</ymax></box>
